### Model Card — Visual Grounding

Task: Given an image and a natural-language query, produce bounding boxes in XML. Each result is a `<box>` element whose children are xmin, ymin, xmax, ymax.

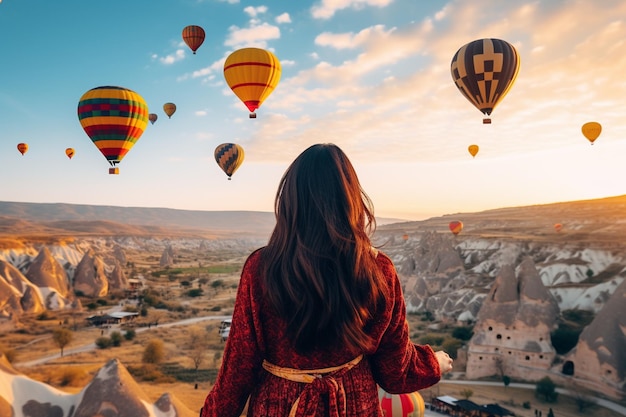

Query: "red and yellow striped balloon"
<box><xmin>449</xmin><ymin>221</ymin><xmax>463</xmax><ymax>236</ymax></box>
<box><xmin>214</xmin><ymin>143</ymin><xmax>245</xmax><ymax>180</ymax></box>
<box><xmin>77</xmin><ymin>86</ymin><xmax>149</xmax><ymax>174</ymax></box>
<box><xmin>223</xmin><ymin>47</ymin><xmax>281</xmax><ymax>117</ymax></box>
<box><xmin>378</xmin><ymin>388</ymin><xmax>425</xmax><ymax>417</ymax></box>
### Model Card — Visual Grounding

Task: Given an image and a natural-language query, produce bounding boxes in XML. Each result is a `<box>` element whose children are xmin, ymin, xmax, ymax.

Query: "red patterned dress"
<box><xmin>200</xmin><ymin>249</ymin><xmax>441</xmax><ymax>417</ymax></box>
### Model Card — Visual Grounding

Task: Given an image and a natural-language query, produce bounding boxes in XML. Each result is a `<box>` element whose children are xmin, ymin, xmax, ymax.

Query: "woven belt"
<box><xmin>262</xmin><ymin>355</ymin><xmax>363</xmax><ymax>417</ymax></box>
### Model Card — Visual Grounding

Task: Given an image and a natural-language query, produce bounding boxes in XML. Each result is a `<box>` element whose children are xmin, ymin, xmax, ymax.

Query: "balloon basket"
<box><xmin>109</xmin><ymin>167</ymin><xmax>120</xmax><ymax>175</ymax></box>
<box><xmin>482</xmin><ymin>118</ymin><xmax>491</xmax><ymax>124</ymax></box>
<box><xmin>249</xmin><ymin>112</ymin><xmax>257</xmax><ymax>119</ymax></box>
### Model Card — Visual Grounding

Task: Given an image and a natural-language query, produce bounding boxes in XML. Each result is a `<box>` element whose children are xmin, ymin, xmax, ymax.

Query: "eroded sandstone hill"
<box><xmin>0</xmin><ymin>355</ymin><xmax>196</xmax><ymax>417</ymax></box>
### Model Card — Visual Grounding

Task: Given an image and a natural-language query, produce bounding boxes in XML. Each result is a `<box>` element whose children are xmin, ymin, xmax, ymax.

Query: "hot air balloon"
<box><xmin>65</xmin><ymin>148</ymin><xmax>75</xmax><ymax>159</ymax></box>
<box><xmin>224</xmin><ymin>47</ymin><xmax>281</xmax><ymax>118</ymax></box>
<box><xmin>77</xmin><ymin>86</ymin><xmax>149</xmax><ymax>174</ymax></box>
<box><xmin>149</xmin><ymin>113</ymin><xmax>158</xmax><ymax>125</ymax></box>
<box><xmin>214</xmin><ymin>143</ymin><xmax>245</xmax><ymax>180</ymax></box>
<box><xmin>554</xmin><ymin>223</ymin><xmax>563</xmax><ymax>233</ymax></box>
<box><xmin>378</xmin><ymin>387</ymin><xmax>425</xmax><ymax>417</ymax></box>
<box><xmin>163</xmin><ymin>102</ymin><xmax>176</xmax><ymax>118</ymax></box>
<box><xmin>449</xmin><ymin>221</ymin><xmax>463</xmax><ymax>236</ymax></box>
<box><xmin>468</xmin><ymin>144</ymin><xmax>479</xmax><ymax>158</ymax></box>
<box><xmin>402</xmin><ymin>234</ymin><xmax>409</xmax><ymax>241</ymax></box>
<box><xmin>451</xmin><ymin>38</ymin><xmax>520</xmax><ymax>124</ymax></box>
<box><xmin>182</xmin><ymin>25</ymin><xmax>205</xmax><ymax>55</ymax></box>
<box><xmin>581</xmin><ymin>122</ymin><xmax>601</xmax><ymax>145</ymax></box>
<box><xmin>17</xmin><ymin>143</ymin><xmax>28</xmax><ymax>155</ymax></box>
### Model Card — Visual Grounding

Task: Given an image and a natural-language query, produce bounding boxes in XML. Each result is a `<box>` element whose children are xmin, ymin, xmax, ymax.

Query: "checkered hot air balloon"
<box><xmin>77</xmin><ymin>86</ymin><xmax>149</xmax><ymax>175</ymax></box>
<box><xmin>223</xmin><ymin>47</ymin><xmax>281</xmax><ymax>118</ymax></box>
<box><xmin>451</xmin><ymin>38</ymin><xmax>520</xmax><ymax>124</ymax></box>
<box><xmin>378</xmin><ymin>387</ymin><xmax>425</xmax><ymax>417</ymax></box>
<box><xmin>214</xmin><ymin>143</ymin><xmax>245</xmax><ymax>180</ymax></box>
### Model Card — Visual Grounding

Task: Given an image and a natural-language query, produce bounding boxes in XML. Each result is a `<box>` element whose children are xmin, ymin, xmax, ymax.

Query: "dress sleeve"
<box><xmin>200</xmin><ymin>254</ymin><xmax>264</xmax><ymax>417</ymax></box>
<box><xmin>369</xmin><ymin>260</ymin><xmax>442</xmax><ymax>393</ymax></box>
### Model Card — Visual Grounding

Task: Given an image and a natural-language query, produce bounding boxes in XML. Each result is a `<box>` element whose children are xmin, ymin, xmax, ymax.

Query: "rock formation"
<box><xmin>160</xmin><ymin>245</ymin><xmax>175</xmax><ymax>267</ymax></box>
<box><xmin>465</xmin><ymin>257</ymin><xmax>560</xmax><ymax>380</ymax></box>
<box><xmin>0</xmin><ymin>355</ymin><xmax>196</xmax><ymax>417</ymax></box>
<box><xmin>25</xmin><ymin>246</ymin><xmax>71</xmax><ymax>297</ymax></box>
<box><xmin>562</xmin><ymin>278</ymin><xmax>626</xmax><ymax>399</ymax></box>
<box><xmin>73</xmin><ymin>249</ymin><xmax>108</xmax><ymax>297</ymax></box>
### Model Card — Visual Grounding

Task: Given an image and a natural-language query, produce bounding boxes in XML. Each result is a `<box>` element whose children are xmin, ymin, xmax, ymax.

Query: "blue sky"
<box><xmin>1</xmin><ymin>0</ymin><xmax>625</xmax><ymax>220</ymax></box>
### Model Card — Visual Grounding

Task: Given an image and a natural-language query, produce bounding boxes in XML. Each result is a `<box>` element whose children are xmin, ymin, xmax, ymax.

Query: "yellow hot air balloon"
<box><xmin>17</xmin><ymin>143</ymin><xmax>28</xmax><ymax>155</ymax></box>
<box><xmin>468</xmin><ymin>144</ymin><xmax>479</xmax><ymax>158</ymax></box>
<box><xmin>163</xmin><ymin>102</ymin><xmax>177</xmax><ymax>118</ymax></box>
<box><xmin>582</xmin><ymin>122</ymin><xmax>601</xmax><ymax>145</ymax></box>
<box><xmin>214</xmin><ymin>143</ymin><xmax>245</xmax><ymax>180</ymax></box>
<box><xmin>77</xmin><ymin>86</ymin><xmax>149</xmax><ymax>174</ymax></box>
<box><xmin>224</xmin><ymin>47</ymin><xmax>281</xmax><ymax>118</ymax></box>
<box><xmin>65</xmin><ymin>148</ymin><xmax>75</xmax><ymax>159</ymax></box>
<box><xmin>451</xmin><ymin>38</ymin><xmax>520</xmax><ymax>124</ymax></box>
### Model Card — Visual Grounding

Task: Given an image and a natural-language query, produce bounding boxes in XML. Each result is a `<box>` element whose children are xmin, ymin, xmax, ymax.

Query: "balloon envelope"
<box><xmin>163</xmin><ymin>103</ymin><xmax>176</xmax><ymax>118</ymax></box>
<box><xmin>223</xmin><ymin>47</ymin><xmax>281</xmax><ymax>116</ymax></box>
<box><xmin>214</xmin><ymin>143</ymin><xmax>245</xmax><ymax>179</ymax></box>
<box><xmin>581</xmin><ymin>122</ymin><xmax>601</xmax><ymax>144</ymax></box>
<box><xmin>17</xmin><ymin>143</ymin><xmax>28</xmax><ymax>155</ymax></box>
<box><xmin>182</xmin><ymin>25</ymin><xmax>205</xmax><ymax>54</ymax></box>
<box><xmin>77</xmin><ymin>86</ymin><xmax>149</xmax><ymax>173</ymax></box>
<box><xmin>379</xmin><ymin>387</ymin><xmax>425</xmax><ymax>417</ymax></box>
<box><xmin>449</xmin><ymin>221</ymin><xmax>463</xmax><ymax>236</ymax></box>
<box><xmin>65</xmin><ymin>148</ymin><xmax>75</xmax><ymax>159</ymax></box>
<box><xmin>451</xmin><ymin>38</ymin><xmax>520</xmax><ymax>122</ymax></box>
<box><xmin>554</xmin><ymin>223</ymin><xmax>563</xmax><ymax>233</ymax></box>
<box><xmin>468</xmin><ymin>144</ymin><xmax>479</xmax><ymax>158</ymax></box>
<box><xmin>149</xmin><ymin>113</ymin><xmax>158</xmax><ymax>125</ymax></box>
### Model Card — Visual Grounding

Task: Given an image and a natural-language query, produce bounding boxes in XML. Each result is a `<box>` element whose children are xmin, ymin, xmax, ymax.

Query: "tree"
<box><xmin>536</xmin><ymin>376</ymin><xmax>558</xmax><ymax>402</ymax></box>
<box><xmin>143</xmin><ymin>339</ymin><xmax>165</xmax><ymax>364</ymax></box>
<box><xmin>503</xmin><ymin>375</ymin><xmax>511</xmax><ymax>389</ymax></box>
<box><xmin>187</xmin><ymin>326</ymin><xmax>207</xmax><ymax>383</ymax></box>
<box><xmin>52</xmin><ymin>328</ymin><xmax>73</xmax><ymax>357</ymax></box>
<box><xmin>460</xmin><ymin>388</ymin><xmax>473</xmax><ymax>399</ymax></box>
<box><xmin>547</xmin><ymin>408</ymin><xmax>554</xmax><ymax>417</ymax></box>
<box><xmin>110</xmin><ymin>331</ymin><xmax>123</xmax><ymax>347</ymax></box>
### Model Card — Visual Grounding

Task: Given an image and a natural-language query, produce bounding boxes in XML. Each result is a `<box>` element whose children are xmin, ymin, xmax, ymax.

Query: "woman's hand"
<box><xmin>434</xmin><ymin>350</ymin><xmax>453</xmax><ymax>374</ymax></box>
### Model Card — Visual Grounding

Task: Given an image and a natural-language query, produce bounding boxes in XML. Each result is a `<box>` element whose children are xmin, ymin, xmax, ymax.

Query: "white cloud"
<box><xmin>225</xmin><ymin>22</ymin><xmax>280</xmax><ymax>47</ymax></box>
<box><xmin>275</xmin><ymin>12</ymin><xmax>291</xmax><ymax>24</ymax></box>
<box><xmin>195</xmin><ymin>110</ymin><xmax>208</xmax><ymax>116</ymax></box>
<box><xmin>311</xmin><ymin>0</ymin><xmax>393</xmax><ymax>19</ymax></box>
<box><xmin>315</xmin><ymin>25</ymin><xmax>395</xmax><ymax>49</ymax></box>
<box><xmin>158</xmin><ymin>49</ymin><xmax>186</xmax><ymax>65</ymax></box>
<box><xmin>244</xmin><ymin>5</ymin><xmax>267</xmax><ymax>17</ymax></box>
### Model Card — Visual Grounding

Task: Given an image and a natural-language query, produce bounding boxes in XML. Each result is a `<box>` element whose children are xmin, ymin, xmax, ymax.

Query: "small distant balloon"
<box><xmin>581</xmin><ymin>122</ymin><xmax>601</xmax><ymax>145</ymax></box>
<box><xmin>163</xmin><ymin>103</ymin><xmax>176</xmax><ymax>118</ymax></box>
<box><xmin>149</xmin><ymin>113</ymin><xmax>158</xmax><ymax>125</ymax></box>
<box><xmin>468</xmin><ymin>144</ymin><xmax>479</xmax><ymax>158</ymax></box>
<box><xmin>17</xmin><ymin>143</ymin><xmax>28</xmax><ymax>155</ymax></box>
<box><xmin>65</xmin><ymin>148</ymin><xmax>75</xmax><ymax>159</ymax></box>
<box><xmin>182</xmin><ymin>25</ymin><xmax>205</xmax><ymax>55</ymax></box>
<box><xmin>402</xmin><ymin>234</ymin><xmax>409</xmax><ymax>241</ymax></box>
<box><xmin>554</xmin><ymin>223</ymin><xmax>563</xmax><ymax>233</ymax></box>
<box><xmin>449</xmin><ymin>221</ymin><xmax>463</xmax><ymax>236</ymax></box>
<box><xmin>214</xmin><ymin>143</ymin><xmax>245</xmax><ymax>180</ymax></box>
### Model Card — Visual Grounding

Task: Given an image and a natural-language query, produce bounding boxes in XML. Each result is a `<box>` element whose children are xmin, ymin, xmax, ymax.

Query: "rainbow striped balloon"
<box><xmin>378</xmin><ymin>388</ymin><xmax>425</xmax><ymax>417</ymax></box>
<box><xmin>77</xmin><ymin>86</ymin><xmax>149</xmax><ymax>174</ymax></box>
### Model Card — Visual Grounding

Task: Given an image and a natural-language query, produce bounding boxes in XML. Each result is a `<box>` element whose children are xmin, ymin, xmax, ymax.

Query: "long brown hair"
<box><xmin>261</xmin><ymin>143</ymin><xmax>389</xmax><ymax>354</ymax></box>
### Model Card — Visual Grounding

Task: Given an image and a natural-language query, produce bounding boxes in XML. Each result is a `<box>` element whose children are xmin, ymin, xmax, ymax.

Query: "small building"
<box><xmin>87</xmin><ymin>311</ymin><xmax>139</xmax><ymax>327</ymax></box>
<box><xmin>431</xmin><ymin>396</ymin><xmax>512</xmax><ymax>417</ymax></box>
